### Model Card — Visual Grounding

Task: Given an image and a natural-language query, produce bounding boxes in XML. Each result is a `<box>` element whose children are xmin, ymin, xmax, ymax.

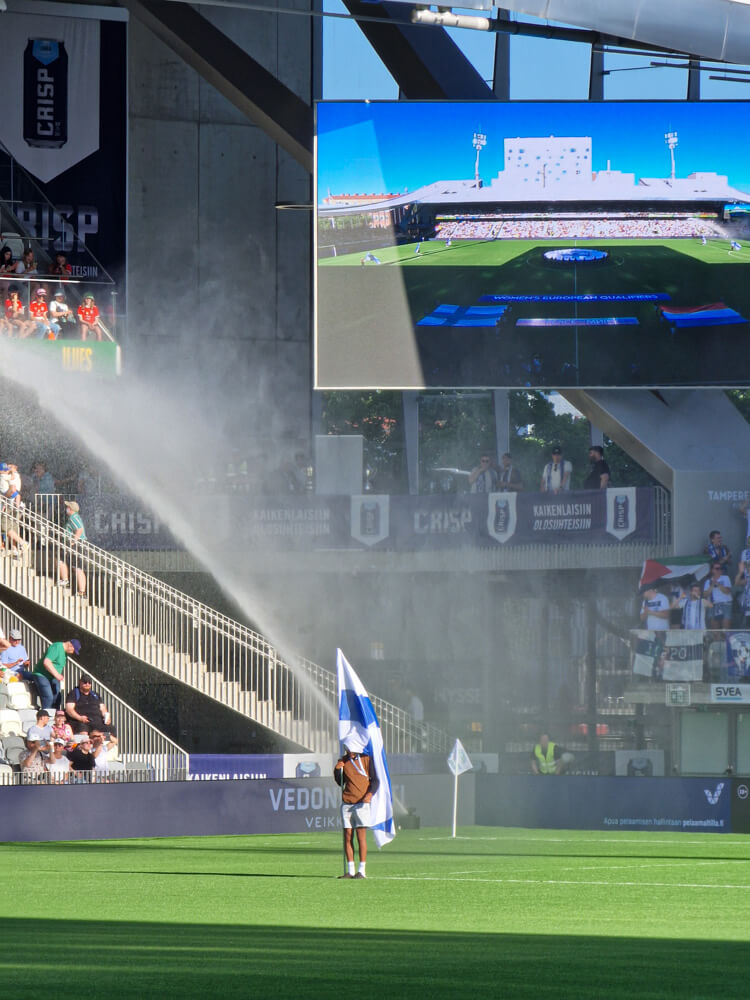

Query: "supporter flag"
<box><xmin>632</xmin><ymin>630</ymin><xmax>704</xmax><ymax>681</ymax></box>
<box><xmin>639</xmin><ymin>558</ymin><xmax>709</xmax><ymax>590</ymax></box>
<box><xmin>447</xmin><ymin>738</ymin><xmax>473</xmax><ymax>777</ymax></box>
<box><xmin>336</xmin><ymin>648</ymin><xmax>395</xmax><ymax>847</ymax></box>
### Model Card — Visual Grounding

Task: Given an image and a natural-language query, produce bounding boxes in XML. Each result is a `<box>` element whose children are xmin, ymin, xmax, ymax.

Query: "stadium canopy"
<box><xmin>487</xmin><ymin>1</ymin><xmax>750</xmax><ymax>63</ymax></box>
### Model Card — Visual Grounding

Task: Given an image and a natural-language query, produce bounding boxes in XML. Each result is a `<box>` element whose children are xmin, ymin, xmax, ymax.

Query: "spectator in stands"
<box><xmin>640</xmin><ymin>586</ymin><xmax>670</xmax><ymax>630</ymax></box>
<box><xmin>704</xmin><ymin>562</ymin><xmax>733</xmax><ymax>629</ymax></box>
<box><xmin>48</xmin><ymin>252</ymin><xmax>72</xmax><ymax>279</ymax></box>
<box><xmin>540</xmin><ymin>446</ymin><xmax>571</xmax><ymax>493</ymax></box>
<box><xmin>19</xmin><ymin>734</ymin><xmax>48</xmax><ymax>779</ymax></box>
<box><xmin>584</xmin><ymin>445</ymin><xmax>610</xmax><ymax>490</ymax></box>
<box><xmin>14</xmin><ymin>248</ymin><xmax>38</xmax><ymax>278</ymax></box>
<box><xmin>0</xmin><ymin>463</ymin><xmax>26</xmax><ymax>558</ymax></box>
<box><xmin>676</xmin><ymin>581</ymin><xmax>712</xmax><ymax>630</ymax></box>
<box><xmin>735</xmin><ymin>537</ymin><xmax>750</xmax><ymax>625</ymax></box>
<box><xmin>0</xmin><ymin>628</ymin><xmax>30</xmax><ymax>679</ymax></box>
<box><xmin>530</xmin><ymin>732</ymin><xmax>574</xmax><ymax>775</ymax></box>
<box><xmin>51</xmin><ymin>709</ymin><xmax>74</xmax><ymax>746</ymax></box>
<box><xmin>89</xmin><ymin>728</ymin><xmax>112</xmax><ymax>779</ymax></box>
<box><xmin>0</xmin><ymin>624</ymin><xmax>7</xmax><ymax>651</ymax></box>
<box><xmin>66</xmin><ymin>732</ymin><xmax>95</xmax><ymax>776</ymax></box>
<box><xmin>47</xmin><ymin>738</ymin><xmax>72</xmax><ymax>782</ymax></box>
<box><xmin>77</xmin><ymin>464</ymin><xmax>100</xmax><ymax>497</ymax></box>
<box><xmin>58</xmin><ymin>500</ymin><xmax>87</xmax><ymax>596</ymax></box>
<box><xmin>78</xmin><ymin>293</ymin><xmax>104</xmax><ymax>341</ymax></box>
<box><xmin>24</xmin><ymin>638</ymin><xmax>81</xmax><ymax>710</ymax></box>
<box><xmin>49</xmin><ymin>289</ymin><xmax>76</xmax><ymax>335</ymax></box>
<box><xmin>704</xmin><ymin>530</ymin><xmax>731</xmax><ymax>573</ymax></box>
<box><xmin>0</xmin><ymin>245</ymin><xmax>14</xmax><ymax>277</ymax></box>
<box><xmin>26</xmin><ymin>709</ymin><xmax>53</xmax><ymax>743</ymax></box>
<box><xmin>29</xmin><ymin>287</ymin><xmax>60</xmax><ymax>340</ymax></box>
<box><xmin>497</xmin><ymin>452</ymin><xmax>523</xmax><ymax>492</ymax></box>
<box><xmin>65</xmin><ymin>674</ymin><xmax>115</xmax><ymax>736</ymax></box>
<box><xmin>28</xmin><ymin>461</ymin><xmax>56</xmax><ymax>499</ymax></box>
<box><xmin>3</xmin><ymin>284</ymin><xmax>33</xmax><ymax>338</ymax></box>
<box><xmin>468</xmin><ymin>452</ymin><xmax>498</xmax><ymax>494</ymax></box>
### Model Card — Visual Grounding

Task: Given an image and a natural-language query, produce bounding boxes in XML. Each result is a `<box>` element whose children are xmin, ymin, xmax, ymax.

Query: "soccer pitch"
<box><xmin>316</xmin><ymin>239</ymin><xmax>750</xmax><ymax>389</ymax></box>
<box><xmin>3</xmin><ymin>827</ymin><xmax>749</xmax><ymax>998</ymax></box>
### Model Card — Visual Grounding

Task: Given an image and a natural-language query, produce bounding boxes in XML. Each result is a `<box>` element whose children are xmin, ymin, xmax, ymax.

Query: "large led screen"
<box><xmin>315</xmin><ymin>101</ymin><xmax>750</xmax><ymax>389</ymax></box>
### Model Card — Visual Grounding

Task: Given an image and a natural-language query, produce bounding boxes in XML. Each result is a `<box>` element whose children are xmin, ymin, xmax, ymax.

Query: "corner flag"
<box><xmin>447</xmin><ymin>738</ymin><xmax>473</xmax><ymax>777</ymax></box>
<box><xmin>337</xmin><ymin>648</ymin><xmax>395</xmax><ymax>847</ymax></box>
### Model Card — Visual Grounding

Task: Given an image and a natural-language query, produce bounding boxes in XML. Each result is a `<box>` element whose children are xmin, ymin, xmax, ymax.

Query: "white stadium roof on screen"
<box><xmin>319</xmin><ymin>133</ymin><xmax>750</xmax><ymax>217</ymax></box>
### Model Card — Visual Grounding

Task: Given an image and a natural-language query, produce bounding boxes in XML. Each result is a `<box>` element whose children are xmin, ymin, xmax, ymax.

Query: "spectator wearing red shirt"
<box><xmin>48</xmin><ymin>252</ymin><xmax>72</xmax><ymax>279</ymax></box>
<box><xmin>78</xmin><ymin>293</ymin><xmax>103</xmax><ymax>341</ymax></box>
<box><xmin>3</xmin><ymin>284</ymin><xmax>34</xmax><ymax>338</ymax></box>
<box><xmin>29</xmin><ymin>287</ymin><xmax>61</xmax><ymax>340</ymax></box>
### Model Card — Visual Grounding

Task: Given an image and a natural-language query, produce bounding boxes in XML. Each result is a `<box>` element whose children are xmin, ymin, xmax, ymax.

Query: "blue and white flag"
<box><xmin>337</xmin><ymin>648</ymin><xmax>395</xmax><ymax>848</ymax></box>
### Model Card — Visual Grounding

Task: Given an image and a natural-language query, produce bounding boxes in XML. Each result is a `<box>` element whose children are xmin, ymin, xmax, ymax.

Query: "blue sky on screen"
<box><xmin>317</xmin><ymin>100</ymin><xmax>750</xmax><ymax>199</ymax></box>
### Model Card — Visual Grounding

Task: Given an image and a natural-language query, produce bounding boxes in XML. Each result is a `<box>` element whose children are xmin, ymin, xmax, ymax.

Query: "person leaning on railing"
<box><xmin>58</xmin><ymin>500</ymin><xmax>87</xmax><ymax>597</ymax></box>
<box><xmin>20</xmin><ymin>638</ymin><xmax>81</xmax><ymax>711</ymax></box>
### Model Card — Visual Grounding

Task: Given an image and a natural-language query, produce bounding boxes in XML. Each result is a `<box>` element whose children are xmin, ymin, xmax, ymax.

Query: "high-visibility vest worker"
<box><xmin>534</xmin><ymin>741</ymin><xmax>558</xmax><ymax>774</ymax></box>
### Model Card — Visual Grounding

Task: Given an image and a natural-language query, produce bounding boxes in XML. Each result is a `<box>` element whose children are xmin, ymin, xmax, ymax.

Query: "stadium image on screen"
<box><xmin>315</xmin><ymin>101</ymin><xmax>750</xmax><ymax>390</ymax></box>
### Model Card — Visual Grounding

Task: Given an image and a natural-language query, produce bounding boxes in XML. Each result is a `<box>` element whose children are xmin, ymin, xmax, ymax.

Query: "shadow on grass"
<box><xmin>0</xmin><ymin>920</ymin><xmax>743</xmax><ymax>999</ymax></box>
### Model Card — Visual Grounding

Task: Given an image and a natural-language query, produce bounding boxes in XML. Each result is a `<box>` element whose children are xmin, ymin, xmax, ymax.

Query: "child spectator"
<box><xmin>29</xmin><ymin>287</ymin><xmax>60</xmax><ymax>340</ymax></box>
<box><xmin>3</xmin><ymin>284</ymin><xmax>34</xmax><ymax>338</ymax></box>
<box><xmin>51</xmin><ymin>709</ymin><xmax>74</xmax><ymax>746</ymax></box>
<box><xmin>77</xmin><ymin>293</ymin><xmax>103</xmax><ymax>341</ymax></box>
<box><xmin>49</xmin><ymin>289</ymin><xmax>76</xmax><ymax>334</ymax></box>
<box><xmin>677</xmin><ymin>581</ymin><xmax>712</xmax><ymax>630</ymax></box>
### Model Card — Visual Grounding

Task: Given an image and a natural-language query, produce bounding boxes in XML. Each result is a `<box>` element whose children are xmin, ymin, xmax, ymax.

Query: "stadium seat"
<box><xmin>5</xmin><ymin>686</ymin><xmax>32</xmax><ymax>711</ymax></box>
<box><xmin>3</xmin><ymin>745</ymin><xmax>25</xmax><ymax>766</ymax></box>
<box><xmin>2</xmin><ymin>735</ymin><xmax>26</xmax><ymax>752</ymax></box>
<box><xmin>17</xmin><ymin>709</ymin><xmax>37</xmax><ymax>729</ymax></box>
<box><xmin>0</xmin><ymin>709</ymin><xmax>23</xmax><ymax>738</ymax></box>
<box><xmin>0</xmin><ymin>763</ymin><xmax>13</xmax><ymax>784</ymax></box>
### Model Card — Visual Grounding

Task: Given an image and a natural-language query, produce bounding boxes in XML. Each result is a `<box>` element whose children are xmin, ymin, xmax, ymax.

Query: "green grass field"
<box><xmin>316</xmin><ymin>238</ymin><xmax>750</xmax><ymax>389</ymax></box>
<box><xmin>3</xmin><ymin>827</ymin><xmax>749</xmax><ymax>998</ymax></box>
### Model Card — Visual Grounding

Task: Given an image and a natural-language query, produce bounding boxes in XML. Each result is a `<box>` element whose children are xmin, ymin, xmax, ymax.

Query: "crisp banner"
<box><xmin>79</xmin><ymin>487</ymin><xmax>656</xmax><ymax>551</ymax></box>
<box><xmin>0</xmin><ymin>5</ymin><xmax>126</xmax><ymax>292</ymax></box>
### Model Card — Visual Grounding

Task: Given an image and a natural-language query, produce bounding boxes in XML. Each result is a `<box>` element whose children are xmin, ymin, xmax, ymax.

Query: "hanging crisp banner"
<box><xmin>0</xmin><ymin>4</ymin><xmax>127</xmax><ymax>290</ymax></box>
<box><xmin>79</xmin><ymin>488</ymin><xmax>655</xmax><ymax>552</ymax></box>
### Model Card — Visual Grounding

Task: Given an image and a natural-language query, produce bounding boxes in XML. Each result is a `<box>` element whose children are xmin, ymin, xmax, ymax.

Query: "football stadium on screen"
<box><xmin>316</xmin><ymin>101</ymin><xmax>750</xmax><ymax>390</ymax></box>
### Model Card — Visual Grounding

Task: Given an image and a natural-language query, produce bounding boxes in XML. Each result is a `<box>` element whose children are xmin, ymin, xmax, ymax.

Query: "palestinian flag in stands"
<box><xmin>639</xmin><ymin>557</ymin><xmax>710</xmax><ymax>590</ymax></box>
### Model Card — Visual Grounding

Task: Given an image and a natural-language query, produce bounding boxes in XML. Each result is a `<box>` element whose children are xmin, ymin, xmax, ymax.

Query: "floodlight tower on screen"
<box><xmin>314</xmin><ymin>100</ymin><xmax>750</xmax><ymax>392</ymax></box>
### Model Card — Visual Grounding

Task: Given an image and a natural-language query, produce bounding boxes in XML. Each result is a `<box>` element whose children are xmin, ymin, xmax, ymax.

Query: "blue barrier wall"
<box><xmin>0</xmin><ymin>774</ymin><xmax>742</xmax><ymax>842</ymax></box>
<box><xmin>475</xmin><ymin>775</ymin><xmax>731</xmax><ymax>833</ymax></box>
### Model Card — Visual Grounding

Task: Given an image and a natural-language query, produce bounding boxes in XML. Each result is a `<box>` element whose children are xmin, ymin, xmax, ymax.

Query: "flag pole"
<box><xmin>451</xmin><ymin>766</ymin><xmax>458</xmax><ymax>838</ymax></box>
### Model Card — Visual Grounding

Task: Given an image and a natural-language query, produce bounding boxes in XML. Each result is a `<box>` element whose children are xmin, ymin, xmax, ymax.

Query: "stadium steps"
<box><xmin>0</xmin><ymin>503</ymin><xmax>440</xmax><ymax>755</ymax></box>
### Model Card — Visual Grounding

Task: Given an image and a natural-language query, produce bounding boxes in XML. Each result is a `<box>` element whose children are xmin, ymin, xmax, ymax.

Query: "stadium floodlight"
<box><xmin>664</xmin><ymin>130</ymin><xmax>678</xmax><ymax>180</ymax></box>
<box><xmin>472</xmin><ymin>131</ymin><xmax>487</xmax><ymax>187</ymax></box>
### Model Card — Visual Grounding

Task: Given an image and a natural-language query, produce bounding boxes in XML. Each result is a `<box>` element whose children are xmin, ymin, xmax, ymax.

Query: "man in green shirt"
<box><xmin>58</xmin><ymin>500</ymin><xmax>87</xmax><ymax>596</ymax></box>
<box><xmin>23</xmin><ymin>639</ymin><xmax>81</xmax><ymax>710</ymax></box>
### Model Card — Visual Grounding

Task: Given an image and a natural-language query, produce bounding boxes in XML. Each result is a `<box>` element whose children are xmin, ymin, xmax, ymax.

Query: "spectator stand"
<box><xmin>0</xmin><ymin>596</ymin><xmax>187</xmax><ymax>784</ymax></box>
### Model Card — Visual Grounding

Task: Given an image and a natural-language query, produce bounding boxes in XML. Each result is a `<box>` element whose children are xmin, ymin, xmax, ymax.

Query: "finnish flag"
<box><xmin>337</xmin><ymin>648</ymin><xmax>396</xmax><ymax>847</ymax></box>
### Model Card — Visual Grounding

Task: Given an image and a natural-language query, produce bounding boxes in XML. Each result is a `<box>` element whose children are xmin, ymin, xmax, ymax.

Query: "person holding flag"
<box><xmin>335</xmin><ymin>649</ymin><xmax>395</xmax><ymax>879</ymax></box>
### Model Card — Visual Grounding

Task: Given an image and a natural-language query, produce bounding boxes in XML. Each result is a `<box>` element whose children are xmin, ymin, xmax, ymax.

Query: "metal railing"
<box><xmin>0</xmin><ymin>596</ymin><xmax>187</xmax><ymax>778</ymax></box>
<box><xmin>0</xmin><ymin>497</ymin><xmax>441</xmax><ymax>754</ymax></box>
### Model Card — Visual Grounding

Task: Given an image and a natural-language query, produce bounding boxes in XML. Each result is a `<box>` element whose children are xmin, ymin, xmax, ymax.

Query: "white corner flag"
<box><xmin>337</xmin><ymin>648</ymin><xmax>395</xmax><ymax>847</ymax></box>
<box><xmin>447</xmin><ymin>738</ymin><xmax>472</xmax><ymax>838</ymax></box>
<box><xmin>447</xmin><ymin>738</ymin><xmax>473</xmax><ymax>777</ymax></box>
